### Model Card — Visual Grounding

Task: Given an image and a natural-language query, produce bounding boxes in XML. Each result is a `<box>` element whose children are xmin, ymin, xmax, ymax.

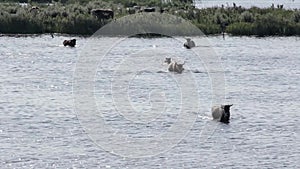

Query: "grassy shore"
<box><xmin>0</xmin><ymin>0</ymin><xmax>300</xmax><ymax>36</ymax></box>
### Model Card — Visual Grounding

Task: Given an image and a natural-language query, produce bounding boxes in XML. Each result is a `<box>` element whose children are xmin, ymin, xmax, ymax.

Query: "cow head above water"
<box><xmin>175</xmin><ymin>61</ymin><xmax>185</xmax><ymax>73</ymax></box>
<box><xmin>222</xmin><ymin>104</ymin><xmax>233</xmax><ymax>112</ymax></box>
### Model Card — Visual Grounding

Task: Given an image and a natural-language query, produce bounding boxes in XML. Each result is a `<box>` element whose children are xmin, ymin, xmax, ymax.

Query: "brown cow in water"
<box><xmin>63</xmin><ymin>39</ymin><xmax>76</xmax><ymax>47</ymax></box>
<box><xmin>164</xmin><ymin>57</ymin><xmax>185</xmax><ymax>74</ymax></box>
<box><xmin>91</xmin><ymin>9</ymin><xmax>114</xmax><ymax>21</ymax></box>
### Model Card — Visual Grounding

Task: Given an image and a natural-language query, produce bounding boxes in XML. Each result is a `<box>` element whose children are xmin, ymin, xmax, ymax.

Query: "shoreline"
<box><xmin>1</xmin><ymin>33</ymin><xmax>299</xmax><ymax>39</ymax></box>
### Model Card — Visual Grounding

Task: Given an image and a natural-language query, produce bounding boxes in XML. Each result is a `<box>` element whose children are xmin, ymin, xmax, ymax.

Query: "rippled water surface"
<box><xmin>0</xmin><ymin>35</ymin><xmax>299</xmax><ymax>168</ymax></box>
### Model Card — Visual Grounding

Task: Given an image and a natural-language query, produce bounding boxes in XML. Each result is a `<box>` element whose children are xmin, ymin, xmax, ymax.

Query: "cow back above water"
<box><xmin>164</xmin><ymin>57</ymin><xmax>185</xmax><ymax>74</ymax></box>
<box><xmin>63</xmin><ymin>39</ymin><xmax>76</xmax><ymax>47</ymax></box>
<box><xmin>91</xmin><ymin>9</ymin><xmax>114</xmax><ymax>20</ymax></box>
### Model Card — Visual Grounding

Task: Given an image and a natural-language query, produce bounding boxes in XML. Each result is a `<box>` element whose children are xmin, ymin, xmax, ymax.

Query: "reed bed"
<box><xmin>0</xmin><ymin>0</ymin><xmax>299</xmax><ymax>36</ymax></box>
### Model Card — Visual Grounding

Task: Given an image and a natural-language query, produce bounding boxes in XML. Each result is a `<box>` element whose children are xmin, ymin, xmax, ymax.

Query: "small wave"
<box><xmin>156</xmin><ymin>70</ymin><xmax>167</xmax><ymax>73</ymax></box>
<box><xmin>191</xmin><ymin>69</ymin><xmax>204</xmax><ymax>73</ymax></box>
<box><xmin>46</xmin><ymin>44</ymin><xmax>62</xmax><ymax>48</ymax></box>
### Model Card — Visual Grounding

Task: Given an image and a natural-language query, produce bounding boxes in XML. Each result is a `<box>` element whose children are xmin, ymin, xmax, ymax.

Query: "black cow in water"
<box><xmin>63</xmin><ymin>39</ymin><xmax>76</xmax><ymax>47</ymax></box>
<box><xmin>91</xmin><ymin>9</ymin><xmax>114</xmax><ymax>21</ymax></box>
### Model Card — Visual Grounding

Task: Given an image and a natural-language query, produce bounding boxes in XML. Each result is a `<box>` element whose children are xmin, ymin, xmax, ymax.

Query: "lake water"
<box><xmin>195</xmin><ymin>0</ymin><xmax>300</xmax><ymax>9</ymax></box>
<box><xmin>0</xmin><ymin>34</ymin><xmax>299</xmax><ymax>168</ymax></box>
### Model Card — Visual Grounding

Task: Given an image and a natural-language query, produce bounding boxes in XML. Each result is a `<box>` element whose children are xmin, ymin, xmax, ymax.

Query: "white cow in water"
<box><xmin>184</xmin><ymin>38</ymin><xmax>196</xmax><ymax>49</ymax></box>
<box><xmin>211</xmin><ymin>104</ymin><xmax>233</xmax><ymax>123</ymax></box>
<box><xmin>164</xmin><ymin>58</ymin><xmax>185</xmax><ymax>74</ymax></box>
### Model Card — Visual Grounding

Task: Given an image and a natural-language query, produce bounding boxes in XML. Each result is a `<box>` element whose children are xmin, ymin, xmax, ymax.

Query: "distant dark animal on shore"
<box><xmin>133</xmin><ymin>6</ymin><xmax>141</xmax><ymax>11</ymax></box>
<box><xmin>277</xmin><ymin>4</ymin><xmax>284</xmax><ymax>9</ymax></box>
<box><xmin>30</xmin><ymin>6</ymin><xmax>39</xmax><ymax>14</ymax></box>
<box><xmin>233</xmin><ymin>3</ymin><xmax>236</xmax><ymax>8</ymax></box>
<box><xmin>160</xmin><ymin>7</ymin><xmax>169</xmax><ymax>13</ymax></box>
<box><xmin>63</xmin><ymin>39</ymin><xmax>76</xmax><ymax>47</ymax></box>
<box><xmin>184</xmin><ymin>38</ymin><xmax>195</xmax><ymax>49</ymax></box>
<box><xmin>211</xmin><ymin>104</ymin><xmax>233</xmax><ymax>123</ymax></box>
<box><xmin>91</xmin><ymin>9</ymin><xmax>114</xmax><ymax>20</ymax></box>
<box><xmin>126</xmin><ymin>6</ymin><xmax>143</xmax><ymax>14</ymax></box>
<box><xmin>126</xmin><ymin>7</ymin><xmax>136</xmax><ymax>14</ymax></box>
<box><xmin>144</xmin><ymin>7</ymin><xmax>155</xmax><ymax>12</ymax></box>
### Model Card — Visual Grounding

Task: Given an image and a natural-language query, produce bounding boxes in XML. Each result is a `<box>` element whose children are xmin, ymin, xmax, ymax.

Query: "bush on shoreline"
<box><xmin>0</xmin><ymin>1</ymin><xmax>300</xmax><ymax>36</ymax></box>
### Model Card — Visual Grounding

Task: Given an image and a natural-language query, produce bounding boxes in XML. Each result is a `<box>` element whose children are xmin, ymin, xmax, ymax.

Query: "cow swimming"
<box><xmin>211</xmin><ymin>104</ymin><xmax>233</xmax><ymax>123</ymax></box>
<box><xmin>63</xmin><ymin>39</ymin><xmax>76</xmax><ymax>47</ymax></box>
<box><xmin>184</xmin><ymin>38</ymin><xmax>196</xmax><ymax>49</ymax></box>
<box><xmin>164</xmin><ymin>57</ymin><xmax>185</xmax><ymax>74</ymax></box>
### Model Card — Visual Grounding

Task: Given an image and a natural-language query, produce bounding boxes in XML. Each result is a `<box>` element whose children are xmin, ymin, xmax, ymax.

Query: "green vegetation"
<box><xmin>0</xmin><ymin>0</ymin><xmax>300</xmax><ymax>36</ymax></box>
<box><xmin>187</xmin><ymin>6</ymin><xmax>300</xmax><ymax>36</ymax></box>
